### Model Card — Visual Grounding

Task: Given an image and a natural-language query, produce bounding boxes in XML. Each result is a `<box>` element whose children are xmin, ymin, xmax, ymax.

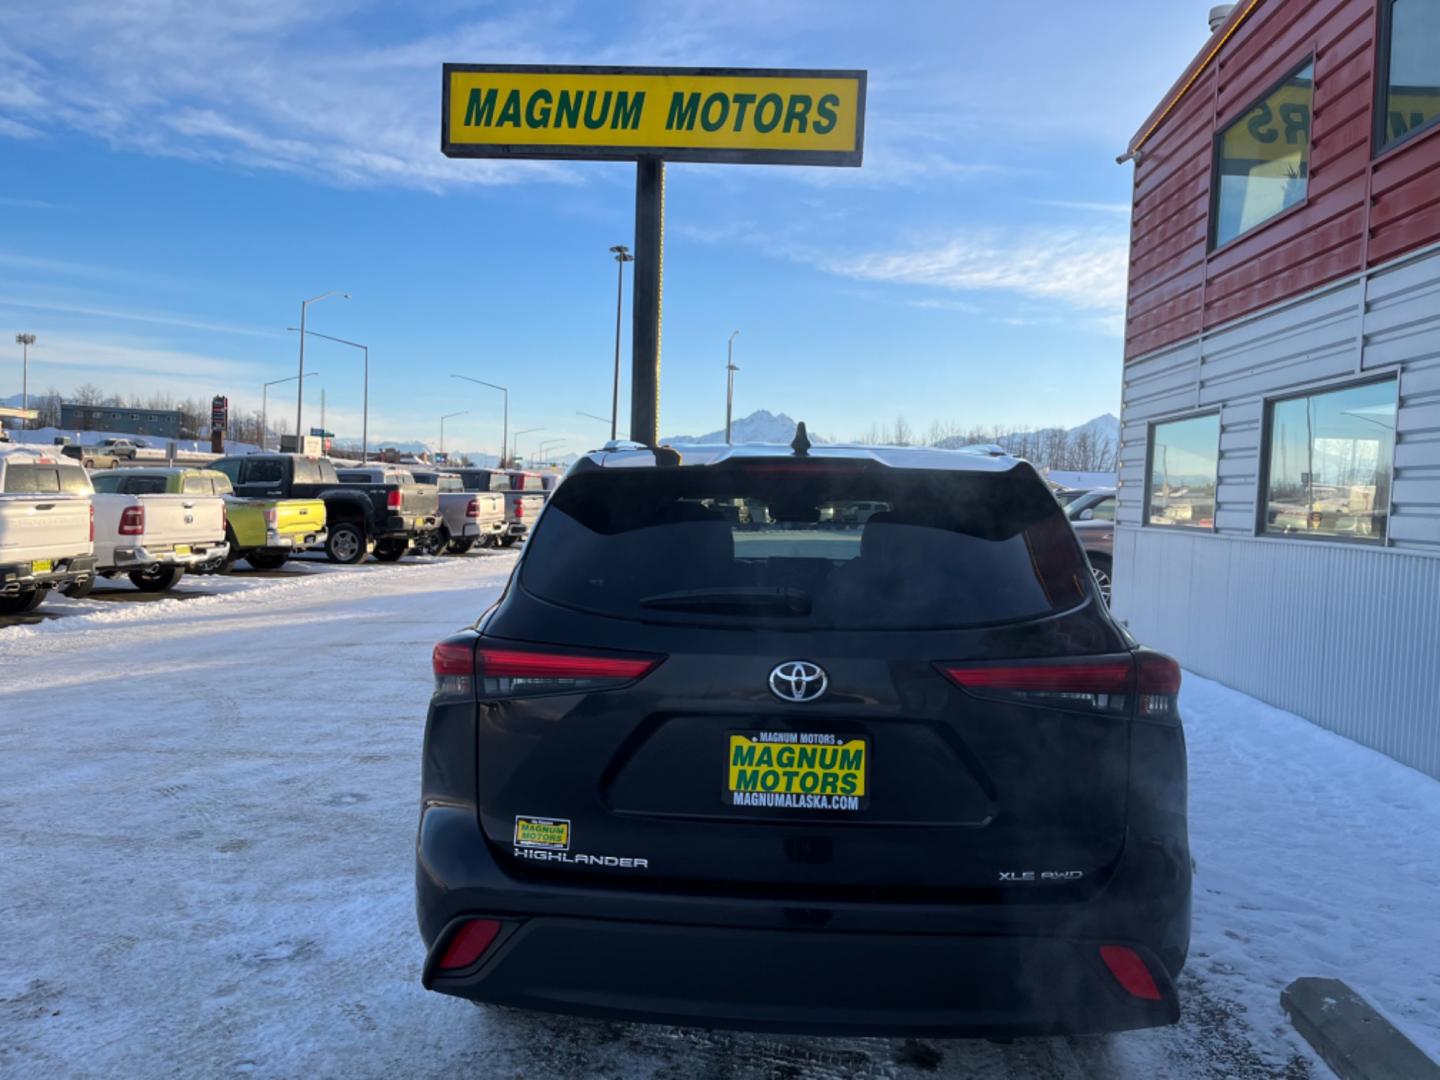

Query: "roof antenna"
<box><xmin>791</xmin><ymin>421</ymin><xmax>811</xmax><ymax>456</ymax></box>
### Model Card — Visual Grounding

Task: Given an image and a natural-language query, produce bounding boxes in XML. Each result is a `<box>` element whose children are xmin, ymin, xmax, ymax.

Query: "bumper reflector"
<box><xmin>438</xmin><ymin>919</ymin><xmax>502</xmax><ymax>971</ymax></box>
<box><xmin>1099</xmin><ymin>945</ymin><xmax>1162</xmax><ymax>1001</ymax></box>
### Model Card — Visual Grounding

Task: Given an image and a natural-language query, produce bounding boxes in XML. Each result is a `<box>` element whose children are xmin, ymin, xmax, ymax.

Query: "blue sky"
<box><xmin>0</xmin><ymin>1</ymin><xmax>1209</xmax><ymax>457</ymax></box>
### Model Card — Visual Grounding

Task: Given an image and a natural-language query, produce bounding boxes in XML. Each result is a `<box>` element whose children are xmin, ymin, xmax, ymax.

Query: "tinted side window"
<box><xmin>123</xmin><ymin>477</ymin><xmax>169</xmax><ymax>495</ymax></box>
<box><xmin>3</xmin><ymin>465</ymin><xmax>61</xmax><ymax>494</ymax></box>
<box><xmin>245</xmin><ymin>459</ymin><xmax>287</xmax><ymax>485</ymax></box>
<box><xmin>1089</xmin><ymin>497</ymin><xmax>1116</xmax><ymax>522</ymax></box>
<box><xmin>212</xmin><ymin>459</ymin><xmax>242</xmax><ymax>484</ymax></box>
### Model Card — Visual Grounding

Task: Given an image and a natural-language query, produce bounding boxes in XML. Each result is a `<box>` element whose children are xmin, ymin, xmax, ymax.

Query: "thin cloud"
<box><xmin>0</xmin><ymin>196</ymin><xmax>53</xmax><ymax>209</ymax></box>
<box><xmin>0</xmin><ymin>294</ymin><xmax>280</xmax><ymax>339</ymax></box>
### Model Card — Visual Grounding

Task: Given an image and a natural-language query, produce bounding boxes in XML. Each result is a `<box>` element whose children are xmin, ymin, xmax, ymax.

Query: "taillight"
<box><xmin>118</xmin><ymin>505</ymin><xmax>145</xmax><ymax>536</ymax></box>
<box><xmin>89</xmin><ymin>503</ymin><xmax>95</xmax><ymax>541</ymax></box>
<box><xmin>387</xmin><ymin>488</ymin><xmax>402</xmax><ymax>511</ymax></box>
<box><xmin>431</xmin><ymin>639</ymin><xmax>663</xmax><ymax>700</ymax></box>
<box><xmin>1100</xmin><ymin>946</ymin><xmax>1162</xmax><ymax>1001</ymax></box>
<box><xmin>432</xmin><ymin>640</ymin><xmax>475</xmax><ymax>699</ymax></box>
<box><xmin>514</xmin><ymin>500</ymin><xmax>524</xmax><ymax>519</ymax></box>
<box><xmin>264</xmin><ymin>507</ymin><xmax>277</xmax><ymax>526</ymax></box>
<box><xmin>437</xmin><ymin>919</ymin><xmax>502</xmax><ymax>971</ymax></box>
<box><xmin>465</xmin><ymin>499</ymin><xmax>480</xmax><ymax>518</ymax></box>
<box><xmin>937</xmin><ymin>652</ymin><xmax>1181</xmax><ymax>720</ymax></box>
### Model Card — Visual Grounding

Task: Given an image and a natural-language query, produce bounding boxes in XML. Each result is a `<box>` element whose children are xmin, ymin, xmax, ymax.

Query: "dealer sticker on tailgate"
<box><xmin>726</xmin><ymin>732</ymin><xmax>868</xmax><ymax>812</ymax></box>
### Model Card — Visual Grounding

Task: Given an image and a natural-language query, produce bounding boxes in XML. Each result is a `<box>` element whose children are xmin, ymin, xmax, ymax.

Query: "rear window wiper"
<box><xmin>637</xmin><ymin>586</ymin><xmax>811</xmax><ymax>616</ymax></box>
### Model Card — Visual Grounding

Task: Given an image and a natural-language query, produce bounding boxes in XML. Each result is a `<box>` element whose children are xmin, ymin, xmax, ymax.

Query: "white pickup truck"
<box><xmin>0</xmin><ymin>448</ymin><xmax>96</xmax><ymax>614</ymax></box>
<box><xmin>81</xmin><ymin>487</ymin><xmax>229</xmax><ymax>595</ymax></box>
<box><xmin>409</xmin><ymin>469</ymin><xmax>507</xmax><ymax>553</ymax></box>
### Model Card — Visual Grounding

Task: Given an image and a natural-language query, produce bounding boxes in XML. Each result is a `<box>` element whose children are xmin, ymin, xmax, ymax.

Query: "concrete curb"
<box><xmin>1282</xmin><ymin>977</ymin><xmax>1440</xmax><ymax>1080</ymax></box>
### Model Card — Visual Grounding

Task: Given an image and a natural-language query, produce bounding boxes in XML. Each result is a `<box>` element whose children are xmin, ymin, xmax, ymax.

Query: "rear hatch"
<box><xmin>473</xmin><ymin>456</ymin><xmax>1134</xmax><ymax>896</ymax></box>
<box><xmin>139</xmin><ymin>494</ymin><xmax>226</xmax><ymax>549</ymax></box>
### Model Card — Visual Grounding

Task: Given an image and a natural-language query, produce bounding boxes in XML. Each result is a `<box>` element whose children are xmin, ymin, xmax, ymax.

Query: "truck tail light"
<box><xmin>89</xmin><ymin>503</ymin><xmax>95</xmax><ymax>541</ymax></box>
<box><xmin>264</xmin><ymin>508</ymin><xmax>277</xmax><ymax>527</ymax></box>
<box><xmin>118</xmin><ymin>506</ymin><xmax>145</xmax><ymax>536</ymax></box>
<box><xmin>465</xmin><ymin>499</ymin><xmax>480</xmax><ymax>518</ymax></box>
<box><xmin>937</xmin><ymin>651</ymin><xmax>1181</xmax><ymax>720</ymax></box>
<box><xmin>387</xmin><ymin>488</ymin><xmax>403</xmax><ymax>511</ymax></box>
<box><xmin>514</xmin><ymin>500</ymin><xmax>525</xmax><ymax>520</ymax></box>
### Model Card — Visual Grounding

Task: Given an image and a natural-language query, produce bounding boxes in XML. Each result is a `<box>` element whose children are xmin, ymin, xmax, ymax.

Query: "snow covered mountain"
<box><xmin>663</xmin><ymin>409</ymin><xmax>810</xmax><ymax>446</ymax></box>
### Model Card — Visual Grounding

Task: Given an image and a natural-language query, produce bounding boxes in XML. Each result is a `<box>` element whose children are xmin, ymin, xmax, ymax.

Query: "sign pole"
<box><xmin>630</xmin><ymin>156</ymin><xmax>664</xmax><ymax>446</ymax></box>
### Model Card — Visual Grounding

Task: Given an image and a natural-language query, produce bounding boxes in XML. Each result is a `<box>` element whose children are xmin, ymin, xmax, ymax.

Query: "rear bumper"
<box><xmin>422</xmin><ymin>913</ymin><xmax>1177</xmax><ymax>1037</ymax></box>
<box><xmin>416</xmin><ymin>804</ymin><xmax>1190</xmax><ymax>1036</ymax></box>
<box><xmin>0</xmin><ymin>555</ymin><xmax>96</xmax><ymax>593</ymax></box>
<box><xmin>506</xmin><ymin>522</ymin><xmax>529</xmax><ymax>537</ymax></box>
<box><xmin>111</xmin><ymin>542</ymin><xmax>228</xmax><ymax>570</ymax></box>
<box><xmin>267</xmin><ymin>527</ymin><xmax>327</xmax><ymax>550</ymax></box>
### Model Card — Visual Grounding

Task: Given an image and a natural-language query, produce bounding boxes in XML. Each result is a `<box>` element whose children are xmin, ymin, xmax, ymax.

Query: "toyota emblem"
<box><xmin>768</xmin><ymin>661</ymin><xmax>828</xmax><ymax>703</ymax></box>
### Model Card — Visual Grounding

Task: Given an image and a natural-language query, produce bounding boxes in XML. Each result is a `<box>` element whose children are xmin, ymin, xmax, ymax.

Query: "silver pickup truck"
<box><xmin>0</xmin><ymin>448</ymin><xmax>96</xmax><ymax>614</ymax></box>
<box><xmin>86</xmin><ymin>473</ymin><xmax>229</xmax><ymax>594</ymax></box>
<box><xmin>440</xmin><ymin>467</ymin><xmax>545</xmax><ymax>548</ymax></box>
<box><xmin>409</xmin><ymin>469</ymin><xmax>506</xmax><ymax>553</ymax></box>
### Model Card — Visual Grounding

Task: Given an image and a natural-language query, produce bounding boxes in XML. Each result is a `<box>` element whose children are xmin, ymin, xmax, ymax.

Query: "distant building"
<box><xmin>59</xmin><ymin>404</ymin><xmax>183</xmax><ymax>439</ymax></box>
<box><xmin>1115</xmin><ymin>0</ymin><xmax>1440</xmax><ymax>778</ymax></box>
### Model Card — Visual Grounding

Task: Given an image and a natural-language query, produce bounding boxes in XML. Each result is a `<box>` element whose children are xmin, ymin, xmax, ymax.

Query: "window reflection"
<box><xmin>1380</xmin><ymin>0</ymin><xmax>1440</xmax><ymax>148</ymax></box>
<box><xmin>1213</xmin><ymin>60</ymin><xmax>1313</xmax><ymax>247</ymax></box>
<box><xmin>1264</xmin><ymin>381</ymin><xmax>1396</xmax><ymax>541</ymax></box>
<box><xmin>1148</xmin><ymin>415</ymin><xmax>1220</xmax><ymax>528</ymax></box>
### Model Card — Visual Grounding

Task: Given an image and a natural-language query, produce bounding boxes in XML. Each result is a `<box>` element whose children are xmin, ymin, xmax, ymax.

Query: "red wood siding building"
<box><xmin>1123</xmin><ymin>0</ymin><xmax>1440</xmax><ymax>362</ymax></box>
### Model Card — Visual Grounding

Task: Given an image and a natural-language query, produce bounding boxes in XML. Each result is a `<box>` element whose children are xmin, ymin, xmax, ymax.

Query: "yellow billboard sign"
<box><xmin>442</xmin><ymin>65</ymin><xmax>866</xmax><ymax>166</ymax></box>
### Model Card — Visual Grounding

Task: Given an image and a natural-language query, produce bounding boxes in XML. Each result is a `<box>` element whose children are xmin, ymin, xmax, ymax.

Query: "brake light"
<box><xmin>118</xmin><ymin>505</ymin><xmax>145</xmax><ymax>536</ymax></box>
<box><xmin>89</xmin><ymin>503</ymin><xmax>95</xmax><ymax>541</ymax></box>
<box><xmin>478</xmin><ymin>644</ymin><xmax>662</xmax><ymax>698</ymax></box>
<box><xmin>1100</xmin><ymin>946</ymin><xmax>1162</xmax><ymax>1001</ymax></box>
<box><xmin>264</xmin><ymin>507</ymin><xmax>277</xmax><ymax>526</ymax></box>
<box><xmin>387</xmin><ymin>488</ymin><xmax>402</xmax><ymax>511</ymax></box>
<box><xmin>514</xmin><ymin>500</ymin><xmax>524</xmax><ymax>519</ymax></box>
<box><xmin>432</xmin><ymin>640</ymin><xmax>475</xmax><ymax>699</ymax></box>
<box><xmin>437</xmin><ymin>919</ymin><xmax>502</xmax><ymax>971</ymax></box>
<box><xmin>465</xmin><ymin>499</ymin><xmax>480</xmax><ymax>518</ymax></box>
<box><xmin>937</xmin><ymin>653</ymin><xmax>1181</xmax><ymax>719</ymax></box>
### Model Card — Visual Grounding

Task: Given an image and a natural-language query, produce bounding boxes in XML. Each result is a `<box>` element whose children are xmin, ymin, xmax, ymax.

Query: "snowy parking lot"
<box><xmin>2</xmin><ymin>553</ymin><xmax>1437</xmax><ymax>1079</ymax></box>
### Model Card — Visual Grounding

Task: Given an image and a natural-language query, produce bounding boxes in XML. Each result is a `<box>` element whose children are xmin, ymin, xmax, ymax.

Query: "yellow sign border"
<box><xmin>442</xmin><ymin>64</ymin><xmax>866</xmax><ymax>167</ymax></box>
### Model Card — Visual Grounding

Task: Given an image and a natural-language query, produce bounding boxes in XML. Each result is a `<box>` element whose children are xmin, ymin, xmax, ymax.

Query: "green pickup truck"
<box><xmin>91</xmin><ymin>467</ymin><xmax>327</xmax><ymax>571</ymax></box>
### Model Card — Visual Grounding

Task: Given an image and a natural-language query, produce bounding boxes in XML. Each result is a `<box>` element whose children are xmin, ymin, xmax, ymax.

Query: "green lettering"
<box><xmin>731</xmin><ymin>743</ymin><xmax>757</xmax><ymax>767</ymax></box>
<box><xmin>817</xmin><ymin>747</ymin><xmax>838</xmax><ymax>769</ymax></box>
<box><xmin>819</xmin><ymin>772</ymin><xmax>839</xmax><ymax>794</ymax></box>
<box><xmin>813</xmin><ymin>93</ymin><xmax>840</xmax><ymax>135</ymax></box>
<box><xmin>612</xmin><ymin>90</ymin><xmax>645</xmax><ymax>130</ymax></box>
<box><xmin>700</xmin><ymin>91</ymin><xmax>730</xmax><ymax>132</ymax></box>
<box><xmin>464</xmin><ymin>88</ymin><xmax>498</xmax><ymax>127</ymax></box>
<box><xmin>555</xmin><ymin>90</ymin><xmax>582</xmax><ymax>128</ymax></box>
<box><xmin>583</xmin><ymin>90</ymin><xmax>612</xmax><ymax>130</ymax></box>
<box><xmin>731</xmin><ymin>92</ymin><xmax>757</xmax><ymax>131</ymax></box>
<box><xmin>496</xmin><ymin>89</ymin><xmax>522</xmax><ymax>128</ymax></box>
<box><xmin>1278</xmin><ymin>103</ymin><xmax>1309</xmax><ymax>145</ymax></box>
<box><xmin>776</xmin><ymin>746</ymin><xmax>796</xmax><ymax>768</ymax></box>
<box><xmin>838</xmin><ymin>747</ymin><xmax>864</xmax><ymax>771</ymax></box>
<box><xmin>799</xmin><ymin>770</ymin><xmax>820</xmax><ymax>793</ymax></box>
<box><xmin>525</xmin><ymin>89</ymin><xmax>553</xmax><ymax>128</ymax></box>
<box><xmin>783</xmin><ymin>94</ymin><xmax>812</xmax><ymax>133</ymax></box>
<box><xmin>839</xmin><ymin>772</ymin><xmax>858</xmax><ymax>795</ymax></box>
<box><xmin>796</xmin><ymin>746</ymin><xmax>817</xmax><ymax>769</ymax></box>
<box><xmin>760</xmin><ymin>769</ymin><xmax>780</xmax><ymax>792</ymax></box>
<box><xmin>1246</xmin><ymin>100</ymin><xmax>1277</xmax><ymax>144</ymax></box>
<box><xmin>754</xmin><ymin>93</ymin><xmax>783</xmax><ymax>133</ymax></box>
<box><xmin>781</xmin><ymin>769</ymin><xmax>800</xmax><ymax>791</ymax></box>
<box><xmin>734</xmin><ymin>768</ymin><xmax>760</xmax><ymax>791</ymax></box>
<box><xmin>755</xmin><ymin>746</ymin><xmax>774</xmax><ymax>768</ymax></box>
<box><xmin>667</xmin><ymin>91</ymin><xmax>700</xmax><ymax>131</ymax></box>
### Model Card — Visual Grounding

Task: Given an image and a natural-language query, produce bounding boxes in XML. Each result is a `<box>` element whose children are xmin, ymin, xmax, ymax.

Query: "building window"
<box><xmin>1262</xmin><ymin>379</ymin><xmax>1397</xmax><ymax>542</ymax></box>
<box><xmin>1147</xmin><ymin>414</ymin><xmax>1220</xmax><ymax>528</ymax></box>
<box><xmin>1378</xmin><ymin>0</ymin><xmax>1440</xmax><ymax>150</ymax></box>
<box><xmin>1212</xmin><ymin>58</ymin><xmax>1314</xmax><ymax>248</ymax></box>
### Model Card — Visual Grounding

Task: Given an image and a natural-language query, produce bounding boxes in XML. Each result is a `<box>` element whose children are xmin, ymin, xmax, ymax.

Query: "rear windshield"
<box><xmin>294</xmin><ymin>458</ymin><xmax>339</xmax><ymax>484</ymax></box>
<box><xmin>521</xmin><ymin>462</ymin><xmax>1089</xmax><ymax>629</ymax></box>
<box><xmin>451</xmin><ymin>470</ymin><xmax>509</xmax><ymax>492</ymax></box>
<box><xmin>3</xmin><ymin>463</ymin><xmax>94</xmax><ymax>495</ymax></box>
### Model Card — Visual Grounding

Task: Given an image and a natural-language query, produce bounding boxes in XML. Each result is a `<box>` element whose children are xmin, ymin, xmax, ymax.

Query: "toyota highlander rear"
<box><xmin>416</xmin><ymin>441</ymin><xmax>1190</xmax><ymax>1037</ymax></box>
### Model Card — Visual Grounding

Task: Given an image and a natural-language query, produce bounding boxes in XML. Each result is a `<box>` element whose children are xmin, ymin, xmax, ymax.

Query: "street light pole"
<box><xmin>440</xmin><ymin>411</ymin><xmax>468</xmax><ymax>456</ymax></box>
<box><xmin>15</xmin><ymin>333</ymin><xmax>35</xmax><ymax>428</ymax></box>
<box><xmin>296</xmin><ymin>290</ymin><xmax>349</xmax><ymax>440</ymax></box>
<box><xmin>511</xmin><ymin>427</ymin><xmax>542</xmax><ymax>469</ymax></box>
<box><xmin>725</xmin><ymin>330</ymin><xmax>740</xmax><ymax>444</ymax></box>
<box><xmin>288</xmin><ymin>327</ymin><xmax>368</xmax><ymax>461</ymax></box>
<box><xmin>450</xmin><ymin>374</ymin><xmax>508</xmax><ymax>467</ymax></box>
<box><xmin>262</xmin><ymin>372</ymin><xmax>318</xmax><ymax>451</ymax></box>
<box><xmin>608</xmin><ymin>245</ymin><xmax>633</xmax><ymax>442</ymax></box>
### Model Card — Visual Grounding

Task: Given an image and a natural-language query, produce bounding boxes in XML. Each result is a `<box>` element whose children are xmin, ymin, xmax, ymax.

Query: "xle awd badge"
<box><xmin>769</xmin><ymin>661</ymin><xmax>828</xmax><ymax>703</ymax></box>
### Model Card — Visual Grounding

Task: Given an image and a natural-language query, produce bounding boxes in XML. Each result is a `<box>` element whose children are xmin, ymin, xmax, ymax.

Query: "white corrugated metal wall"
<box><xmin>1115</xmin><ymin>242</ymin><xmax>1440</xmax><ymax>778</ymax></box>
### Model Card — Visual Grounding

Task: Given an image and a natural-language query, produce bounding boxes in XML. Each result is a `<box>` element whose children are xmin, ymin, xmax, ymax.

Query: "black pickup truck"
<box><xmin>211</xmin><ymin>453</ymin><xmax>440</xmax><ymax>564</ymax></box>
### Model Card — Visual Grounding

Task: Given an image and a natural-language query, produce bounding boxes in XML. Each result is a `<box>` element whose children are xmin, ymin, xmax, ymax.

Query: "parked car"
<box><xmin>417</xmin><ymin>440</ymin><xmax>1189</xmax><ymax>1037</ymax></box>
<box><xmin>77</xmin><ymin>479</ymin><xmax>228</xmax><ymax>595</ymax></box>
<box><xmin>60</xmin><ymin>444</ymin><xmax>120</xmax><ymax>470</ymax></box>
<box><xmin>441</xmin><ymin>467</ymin><xmax>544</xmax><ymax>547</ymax></box>
<box><xmin>0</xmin><ymin>448</ymin><xmax>97</xmax><ymax>614</ymax></box>
<box><xmin>410</xmin><ymin>470</ymin><xmax>507</xmax><ymax>554</ymax></box>
<box><xmin>212</xmin><ymin>453</ymin><xmax>438</xmax><ymax>564</ymax></box>
<box><xmin>92</xmin><ymin>468</ymin><xmax>326</xmax><ymax>571</ymax></box>
<box><xmin>1066</xmin><ymin>487</ymin><xmax>1116</xmax><ymax>606</ymax></box>
<box><xmin>96</xmin><ymin>438</ymin><xmax>145</xmax><ymax>460</ymax></box>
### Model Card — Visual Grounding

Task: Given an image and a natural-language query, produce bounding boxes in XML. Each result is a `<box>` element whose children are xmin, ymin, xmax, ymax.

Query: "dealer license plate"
<box><xmin>31</xmin><ymin>559</ymin><xmax>53</xmax><ymax>574</ymax></box>
<box><xmin>174</xmin><ymin>545</ymin><xmax>191</xmax><ymax>556</ymax></box>
<box><xmin>726</xmin><ymin>732</ymin><xmax>868</xmax><ymax>812</ymax></box>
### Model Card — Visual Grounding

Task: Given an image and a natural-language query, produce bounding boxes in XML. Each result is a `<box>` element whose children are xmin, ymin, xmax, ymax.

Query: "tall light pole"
<box><xmin>608</xmin><ymin>244</ymin><xmax>633</xmax><ymax>441</ymax></box>
<box><xmin>451</xmin><ymin>374</ymin><xmax>507</xmax><ymax>467</ymax></box>
<box><xmin>535</xmin><ymin>438</ymin><xmax>563</xmax><ymax>466</ymax></box>
<box><xmin>15</xmin><ymin>333</ymin><xmax>35</xmax><ymax>428</ymax></box>
<box><xmin>296</xmin><ymin>290</ymin><xmax>348</xmax><ymax>440</ymax></box>
<box><xmin>511</xmin><ymin>427</ymin><xmax>542</xmax><ymax>469</ymax></box>
<box><xmin>288</xmin><ymin>327</ymin><xmax>368</xmax><ymax>462</ymax></box>
<box><xmin>725</xmin><ymin>330</ymin><xmax>740</xmax><ymax>444</ymax></box>
<box><xmin>576</xmin><ymin>411</ymin><xmax>611</xmax><ymax>426</ymax></box>
<box><xmin>440</xmin><ymin>410</ymin><xmax>468</xmax><ymax>456</ymax></box>
<box><xmin>262</xmin><ymin>372</ymin><xmax>318</xmax><ymax>451</ymax></box>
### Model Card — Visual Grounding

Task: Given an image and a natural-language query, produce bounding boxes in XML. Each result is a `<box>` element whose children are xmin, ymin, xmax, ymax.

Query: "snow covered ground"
<box><xmin>2</xmin><ymin>555</ymin><xmax>1437</xmax><ymax>1079</ymax></box>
